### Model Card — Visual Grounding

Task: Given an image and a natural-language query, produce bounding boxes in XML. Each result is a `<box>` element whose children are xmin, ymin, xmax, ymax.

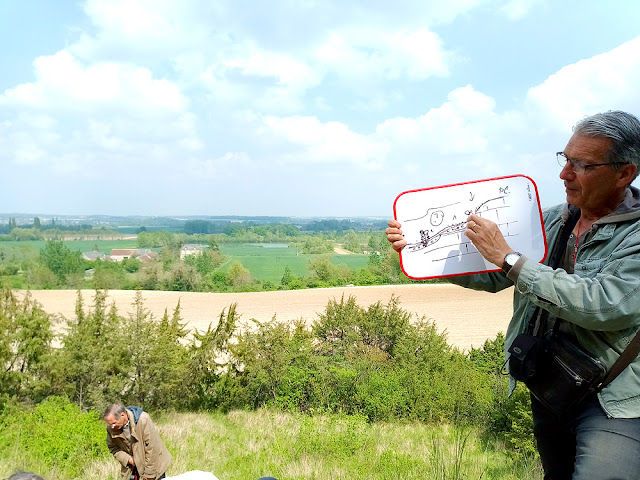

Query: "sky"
<box><xmin>1</xmin><ymin>0</ymin><xmax>640</xmax><ymax>218</ymax></box>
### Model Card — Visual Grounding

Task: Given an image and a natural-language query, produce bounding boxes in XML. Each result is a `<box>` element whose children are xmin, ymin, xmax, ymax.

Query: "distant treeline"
<box><xmin>183</xmin><ymin>218</ymin><xmax>387</xmax><ymax>235</ymax></box>
<box><xmin>0</xmin><ymin>217</ymin><xmax>93</xmax><ymax>235</ymax></box>
<box><xmin>1</xmin><ymin>215</ymin><xmax>389</xmax><ymax>237</ymax></box>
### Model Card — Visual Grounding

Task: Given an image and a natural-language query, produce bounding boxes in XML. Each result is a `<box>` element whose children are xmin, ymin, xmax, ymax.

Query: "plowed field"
<box><xmin>23</xmin><ymin>284</ymin><xmax>514</xmax><ymax>351</ymax></box>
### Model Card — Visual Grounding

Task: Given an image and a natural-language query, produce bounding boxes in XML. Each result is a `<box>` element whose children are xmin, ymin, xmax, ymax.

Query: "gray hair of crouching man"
<box><xmin>6</xmin><ymin>472</ymin><xmax>45</xmax><ymax>480</ymax></box>
<box><xmin>101</xmin><ymin>403</ymin><xmax>127</xmax><ymax>420</ymax></box>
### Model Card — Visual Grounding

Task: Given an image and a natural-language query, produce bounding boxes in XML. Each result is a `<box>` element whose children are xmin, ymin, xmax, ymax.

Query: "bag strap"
<box><xmin>599</xmin><ymin>330</ymin><xmax>640</xmax><ymax>389</ymax></box>
<box><xmin>546</xmin><ymin>209</ymin><xmax>640</xmax><ymax>389</ymax></box>
<box><xmin>548</xmin><ymin>207</ymin><xmax>581</xmax><ymax>270</ymax></box>
<box><xmin>525</xmin><ymin>209</ymin><xmax>580</xmax><ymax>334</ymax></box>
<box><xmin>543</xmin><ymin>208</ymin><xmax>640</xmax><ymax>389</ymax></box>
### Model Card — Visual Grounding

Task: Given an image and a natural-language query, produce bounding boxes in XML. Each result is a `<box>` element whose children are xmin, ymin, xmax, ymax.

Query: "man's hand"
<box><xmin>385</xmin><ymin>220</ymin><xmax>407</xmax><ymax>252</ymax></box>
<box><xmin>128</xmin><ymin>456</ymin><xmax>136</xmax><ymax>466</ymax></box>
<box><xmin>464</xmin><ymin>214</ymin><xmax>514</xmax><ymax>267</ymax></box>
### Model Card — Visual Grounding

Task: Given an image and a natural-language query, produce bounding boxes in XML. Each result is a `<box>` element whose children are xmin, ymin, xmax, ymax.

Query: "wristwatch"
<box><xmin>502</xmin><ymin>252</ymin><xmax>522</xmax><ymax>274</ymax></box>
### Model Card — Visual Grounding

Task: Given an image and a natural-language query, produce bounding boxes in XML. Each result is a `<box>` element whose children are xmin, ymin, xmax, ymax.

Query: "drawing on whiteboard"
<box><xmin>393</xmin><ymin>175</ymin><xmax>546</xmax><ymax>280</ymax></box>
<box><xmin>402</xmin><ymin>186</ymin><xmax>517</xmax><ymax>260</ymax></box>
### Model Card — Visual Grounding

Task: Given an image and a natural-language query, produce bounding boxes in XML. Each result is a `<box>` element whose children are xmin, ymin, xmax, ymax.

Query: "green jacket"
<box><xmin>450</xmin><ymin>186</ymin><xmax>640</xmax><ymax>418</ymax></box>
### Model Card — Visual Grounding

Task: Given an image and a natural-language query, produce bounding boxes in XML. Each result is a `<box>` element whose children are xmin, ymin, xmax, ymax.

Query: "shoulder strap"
<box><xmin>525</xmin><ymin>209</ymin><xmax>580</xmax><ymax>334</ymax></box>
<box><xmin>549</xmin><ymin>208</ymin><xmax>580</xmax><ymax>269</ymax></box>
<box><xmin>600</xmin><ymin>330</ymin><xmax>640</xmax><ymax>389</ymax></box>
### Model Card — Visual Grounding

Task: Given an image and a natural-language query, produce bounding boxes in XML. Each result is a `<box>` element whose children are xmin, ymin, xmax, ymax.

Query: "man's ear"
<box><xmin>617</xmin><ymin>163</ymin><xmax>638</xmax><ymax>187</ymax></box>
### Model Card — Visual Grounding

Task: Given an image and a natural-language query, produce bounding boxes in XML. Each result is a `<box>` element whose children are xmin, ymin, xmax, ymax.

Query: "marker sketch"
<box><xmin>393</xmin><ymin>176</ymin><xmax>546</xmax><ymax>279</ymax></box>
<box><xmin>405</xmin><ymin>192</ymin><xmax>512</xmax><ymax>256</ymax></box>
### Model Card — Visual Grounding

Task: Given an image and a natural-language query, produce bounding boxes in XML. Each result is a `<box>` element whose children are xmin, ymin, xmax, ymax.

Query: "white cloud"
<box><xmin>260</xmin><ymin>115</ymin><xmax>384</xmax><ymax>167</ymax></box>
<box><xmin>185</xmin><ymin>152</ymin><xmax>253</xmax><ymax>179</ymax></box>
<box><xmin>72</xmin><ymin>0</ymin><xmax>214</xmax><ymax>60</ymax></box>
<box><xmin>498</xmin><ymin>0</ymin><xmax>545</xmax><ymax>20</ymax></box>
<box><xmin>526</xmin><ymin>36</ymin><xmax>640</xmax><ymax>130</ymax></box>
<box><xmin>376</xmin><ymin>86</ymin><xmax>495</xmax><ymax>156</ymax></box>
<box><xmin>0</xmin><ymin>50</ymin><xmax>187</xmax><ymax>114</ymax></box>
<box><xmin>314</xmin><ymin>27</ymin><xmax>450</xmax><ymax>84</ymax></box>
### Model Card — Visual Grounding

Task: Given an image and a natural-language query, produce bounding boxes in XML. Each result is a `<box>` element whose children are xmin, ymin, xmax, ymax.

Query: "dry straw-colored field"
<box><xmin>24</xmin><ymin>284</ymin><xmax>514</xmax><ymax>351</ymax></box>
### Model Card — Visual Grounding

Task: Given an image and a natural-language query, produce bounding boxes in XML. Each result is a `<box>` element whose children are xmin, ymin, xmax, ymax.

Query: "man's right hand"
<box><xmin>385</xmin><ymin>220</ymin><xmax>407</xmax><ymax>252</ymax></box>
<box><xmin>128</xmin><ymin>456</ymin><xmax>136</xmax><ymax>466</ymax></box>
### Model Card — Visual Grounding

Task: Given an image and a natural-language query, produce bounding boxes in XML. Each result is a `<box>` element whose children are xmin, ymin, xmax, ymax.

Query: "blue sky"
<box><xmin>1</xmin><ymin>0</ymin><xmax>640</xmax><ymax>217</ymax></box>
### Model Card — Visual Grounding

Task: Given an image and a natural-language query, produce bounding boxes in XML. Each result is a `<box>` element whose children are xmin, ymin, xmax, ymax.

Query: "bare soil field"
<box><xmin>22</xmin><ymin>285</ymin><xmax>514</xmax><ymax>351</ymax></box>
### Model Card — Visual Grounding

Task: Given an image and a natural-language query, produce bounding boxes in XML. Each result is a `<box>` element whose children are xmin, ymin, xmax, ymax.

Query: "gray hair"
<box><xmin>7</xmin><ymin>472</ymin><xmax>45</xmax><ymax>480</ymax></box>
<box><xmin>573</xmin><ymin>111</ymin><xmax>640</xmax><ymax>179</ymax></box>
<box><xmin>101</xmin><ymin>403</ymin><xmax>126</xmax><ymax>421</ymax></box>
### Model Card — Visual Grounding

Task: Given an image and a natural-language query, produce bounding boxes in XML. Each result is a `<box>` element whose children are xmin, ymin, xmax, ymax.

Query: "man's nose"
<box><xmin>559</xmin><ymin>161</ymin><xmax>574</xmax><ymax>180</ymax></box>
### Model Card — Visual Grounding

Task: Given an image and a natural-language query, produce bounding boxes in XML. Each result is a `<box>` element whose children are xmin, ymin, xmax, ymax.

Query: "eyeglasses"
<box><xmin>556</xmin><ymin>152</ymin><xmax>622</xmax><ymax>174</ymax></box>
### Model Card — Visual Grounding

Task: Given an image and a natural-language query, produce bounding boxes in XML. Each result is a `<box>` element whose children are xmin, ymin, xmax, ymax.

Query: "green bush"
<box><xmin>0</xmin><ymin>396</ymin><xmax>108</xmax><ymax>478</ymax></box>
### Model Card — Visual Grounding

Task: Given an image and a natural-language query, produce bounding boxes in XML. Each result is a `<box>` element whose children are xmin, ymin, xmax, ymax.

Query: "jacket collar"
<box><xmin>560</xmin><ymin>185</ymin><xmax>640</xmax><ymax>225</ymax></box>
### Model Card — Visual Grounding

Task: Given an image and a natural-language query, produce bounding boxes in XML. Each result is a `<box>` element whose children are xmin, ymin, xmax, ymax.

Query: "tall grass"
<box><xmin>1</xmin><ymin>406</ymin><xmax>542</xmax><ymax>480</ymax></box>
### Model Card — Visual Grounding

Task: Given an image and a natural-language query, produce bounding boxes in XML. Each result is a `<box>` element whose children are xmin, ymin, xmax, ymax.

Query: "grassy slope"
<box><xmin>1</xmin><ymin>409</ymin><xmax>542</xmax><ymax>480</ymax></box>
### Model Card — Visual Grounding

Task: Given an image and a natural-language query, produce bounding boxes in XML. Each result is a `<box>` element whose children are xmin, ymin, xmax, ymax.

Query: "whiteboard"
<box><xmin>393</xmin><ymin>175</ymin><xmax>547</xmax><ymax>280</ymax></box>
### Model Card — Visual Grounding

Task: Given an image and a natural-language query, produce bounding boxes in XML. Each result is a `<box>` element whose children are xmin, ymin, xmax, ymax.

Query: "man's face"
<box><xmin>559</xmin><ymin>134</ymin><xmax>631</xmax><ymax>214</ymax></box>
<box><xmin>104</xmin><ymin>412</ymin><xmax>128</xmax><ymax>430</ymax></box>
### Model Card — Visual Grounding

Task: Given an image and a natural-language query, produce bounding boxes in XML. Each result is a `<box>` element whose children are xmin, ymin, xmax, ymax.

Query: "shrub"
<box><xmin>0</xmin><ymin>396</ymin><xmax>108</xmax><ymax>478</ymax></box>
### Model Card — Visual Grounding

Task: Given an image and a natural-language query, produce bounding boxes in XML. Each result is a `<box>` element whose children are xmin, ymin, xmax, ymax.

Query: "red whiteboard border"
<box><xmin>393</xmin><ymin>174</ymin><xmax>548</xmax><ymax>280</ymax></box>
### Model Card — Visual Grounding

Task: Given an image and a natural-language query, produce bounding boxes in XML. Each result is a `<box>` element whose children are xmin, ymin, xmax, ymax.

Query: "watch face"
<box><xmin>506</xmin><ymin>253</ymin><xmax>520</xmax><ymax>266</ymax></box>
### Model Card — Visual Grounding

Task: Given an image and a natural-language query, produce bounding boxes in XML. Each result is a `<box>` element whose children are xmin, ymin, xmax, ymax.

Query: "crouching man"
<box><xmin>102</xmin><ymin>403</ymin><xmax>172</xmax><ymax>480</ymax></box>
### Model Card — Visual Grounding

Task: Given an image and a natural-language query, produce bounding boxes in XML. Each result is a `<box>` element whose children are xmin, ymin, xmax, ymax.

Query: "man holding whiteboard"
<box><xmin>387</xmin><ymin>111</ymin><xmax>640</xmax><ymax>479</ymax></box>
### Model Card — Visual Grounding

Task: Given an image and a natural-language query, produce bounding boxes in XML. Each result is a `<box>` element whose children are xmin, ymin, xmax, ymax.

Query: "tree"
<box><xmin>0</xmin><ymin>288</ymin><xmax>53</xmax><ymax>399</ymax></box>
<box><xmin>39</xmin><ymin>241</ymin><xmax>84</xmax><ymax>282</ymax></box>
<box><xmin>126</xmin><ymin>290</ymin><xmax>158</xmax><ymax>406</ymax></box>
<box><xmin>307</xmin><ymin>256</ymin><xmax>350</xmax><ymax>285</ymax></box>
<box><xmin>187</xmin><ymin>304</ymin><xmax>240</xmax><ymax>408</ymax></box>
<box><xmin>226</xmin><ymin>261</ymin><xmax>252</xmax><ymax>287</ymax></box>
<box><xmin>33</xmin><ymin>217</ymin><xmax>41</xmax><ymax>229</ymax></box>
<box><xmin>344</xmin><ymin>230</ymin><xmax>361</xmax><ymax>253</ymax></box>
<box><xmin>142</xmin><ymin>302</ymin><xmax>189</xmax><ymax>409</ymax></box>
<box><xmin>92</xmin><ymin>260</ymin><xmax>125</xmax><ymax>289</ymax></box>
<box><xmin>49</xmin><ymin>290</ymin><xmax>129</xmax><ymax>409</ymax></box>
<box><xmin>281</xmin><ymin>266</ymin><xmax>294</xmax><ymax>285</ymax></box>
<box><xmin>184</xmin><ymin>220</ymin><xmax>212</xmax><ymax>235</ymax></box>
<box><xmin>206</xmin><ymin>235</ymin><xmax>220</xmax><ymax>250</ymax></box>
<box><xmin>301</xmin><ymin>236</ymin><xmax>333</xmax><ymax>254</ymax></box>
<box><xmin>138</xmin><ymin>262</ymin><xmax>163</xmax><ymax>290</ymax></box>
<box><xmin>165</xmin><ymin>262</ymin><xmax>202</xmax><ymax>291</ymax></box>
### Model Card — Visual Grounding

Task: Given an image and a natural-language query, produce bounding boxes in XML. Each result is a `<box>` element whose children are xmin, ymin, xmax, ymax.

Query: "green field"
<box><xmin>0</xmin><ymin>240</ymin><xmax>371</xmax><ymax>286</ymax></box>
<box><xmin>219</xmin><ymin>243</ymin><xmax>369</xmax><ymax>282</ymax></box>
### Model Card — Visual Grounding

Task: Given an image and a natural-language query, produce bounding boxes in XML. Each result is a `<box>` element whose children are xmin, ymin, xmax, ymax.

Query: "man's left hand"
<box><xmin>465</xmin><ymin>214</ymin><xmax>514</xmax><ymax>267</ymax></box>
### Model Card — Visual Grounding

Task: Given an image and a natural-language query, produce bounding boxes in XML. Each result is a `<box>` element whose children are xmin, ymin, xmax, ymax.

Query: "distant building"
<box><xmin>137</xmin><ymin>251</ymin><xmax>159</xmax><ymax>262</ymax></box>
<box><xmin>82</xmin><ymin>251</ymin><xmax>107</xmax><ymax>261</ymax></box>
<box><xmin>109</xmin><ymin>249</ymin><xmax>138</xmax><ymax>261</ymax></box>
<box><xmin>180</xmin><ymin>244</ymin><xmax>206</xmax><ymax>260</ymax></box>
<box><xmin>109</xmin><ymin>248</ymin><xmax>160</xmax><ymax>262</ymax></box>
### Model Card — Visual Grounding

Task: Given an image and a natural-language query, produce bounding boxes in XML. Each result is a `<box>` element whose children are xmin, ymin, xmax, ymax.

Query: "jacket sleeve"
<box><xmin>513</xmin><ymin>233</ymin><xmax>640</xmax><ymax>331</ymax></box>
<box><xmin>139</xmin><ymin>414</ymin><xmax>158</xmax><ymax>479</ymax></box>
<box><xmin>106</xmin><ymin>431</ymin><xmax>131</xmax><ymax>467</ymax></box>
<box><xmin>446</xmin><ymin>270</ymin><xmax>513</xmax><ymax>293</ymax></box>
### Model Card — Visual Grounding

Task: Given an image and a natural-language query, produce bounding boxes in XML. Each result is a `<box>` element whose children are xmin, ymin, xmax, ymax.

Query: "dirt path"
<box><xmin>333</xmin><ymin>247</ymin><xmax>351</xmax><ymax>255</ymax></box>
<box><xmin>22</xmin><ymin>285</ymin><xmax>514</xmax><ymax>351</ymax></box>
